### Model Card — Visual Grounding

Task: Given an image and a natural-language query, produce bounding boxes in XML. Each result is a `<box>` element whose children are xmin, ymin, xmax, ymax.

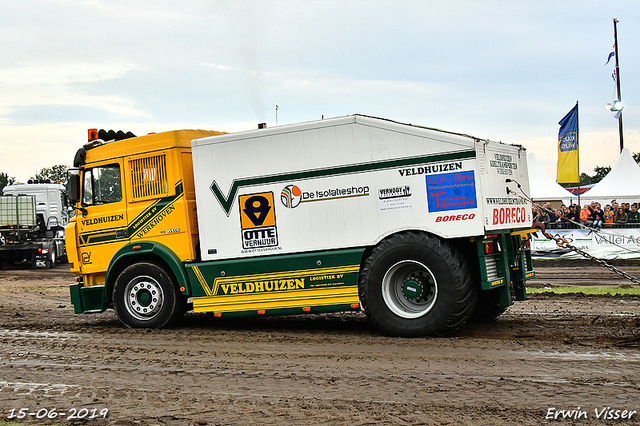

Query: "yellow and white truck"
<box><xmin>66</xmin><ymin>115</ymin><xmax>535</xmax><ymax>337</ymax></box>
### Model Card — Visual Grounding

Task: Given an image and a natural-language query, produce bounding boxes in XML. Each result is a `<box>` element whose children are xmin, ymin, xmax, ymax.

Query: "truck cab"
<box><xmin>65</xmin><ymin>129</ymin><xmax>225</xmax><ymax>309</ymax></box>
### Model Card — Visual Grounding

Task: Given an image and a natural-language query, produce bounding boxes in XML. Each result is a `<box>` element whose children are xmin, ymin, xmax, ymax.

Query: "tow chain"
<box><xmin>505</xmin><ymin>180</ymin><xmax>640</xmax><ymax>285</ymax></box>
<box><xmin>533</xmin><ymin>222</ymin><xmax>640</xmax><ymax>285</ymax></box>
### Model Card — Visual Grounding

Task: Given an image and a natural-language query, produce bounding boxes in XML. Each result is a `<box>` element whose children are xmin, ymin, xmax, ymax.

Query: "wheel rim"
<box><xmin>123</xmin><ymin>275</ymin><xmax>164</xmax><ymax>321</ymax></box>
<box><xmin>381</xmin><ymin>260</ymin><xmax>437</xmax><ymax>319</ymax></box>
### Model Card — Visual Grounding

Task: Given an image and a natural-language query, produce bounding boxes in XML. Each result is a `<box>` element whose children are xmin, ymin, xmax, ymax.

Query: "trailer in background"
<box><xmin>0</xmin><ymin>182</ymin><xmax>68</xmax><ymax>269</ymax></box>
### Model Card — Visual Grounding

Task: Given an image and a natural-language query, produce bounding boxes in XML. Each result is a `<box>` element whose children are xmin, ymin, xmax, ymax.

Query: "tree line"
<box><xmin>0</xmin><ymin>165</ymin><xmax>70</xmax><ymax>192</ymax></box>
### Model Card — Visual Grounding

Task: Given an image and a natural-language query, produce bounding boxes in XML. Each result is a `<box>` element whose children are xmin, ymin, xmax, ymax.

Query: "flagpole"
<box><xmin>576</xmin><ymin>100</ymin><xmax>581</xmax><ymax>208</ymax></box>
<box><xmin>613</xmin><ymin>18</ymin><xmax>624</xmax><ymax>152</ymax></box>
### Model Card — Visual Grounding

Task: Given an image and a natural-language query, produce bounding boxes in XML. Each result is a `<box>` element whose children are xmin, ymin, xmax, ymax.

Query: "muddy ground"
<box><xmin>0</xmin><ymin>260</ymin><xmax>639</xmax><ymax>425</ymax></box>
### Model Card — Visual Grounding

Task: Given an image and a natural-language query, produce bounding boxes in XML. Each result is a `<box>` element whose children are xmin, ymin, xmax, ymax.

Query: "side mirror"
<box><xmin>66</xmin><ymin>169</ymin><xmax>80</xmax><ymax>204</ymax></box>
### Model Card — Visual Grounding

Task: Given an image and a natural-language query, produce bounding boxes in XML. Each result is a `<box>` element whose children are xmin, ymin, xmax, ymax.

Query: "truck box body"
<box><xmin>191</xmin><ymin>115</ymin><xmax>531</xmax><ymax>261</ymax></box>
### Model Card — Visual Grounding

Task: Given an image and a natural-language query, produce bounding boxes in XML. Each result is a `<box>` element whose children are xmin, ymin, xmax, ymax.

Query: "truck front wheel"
<box><xmin>113</xmin><ymin>262</ymin><xmax>185</xmax><ymax>329</ymax></box>
<box><xmin>359</xmin><ymin>232</ymin><xmax>476</xmax><ymax>337</ymax></box>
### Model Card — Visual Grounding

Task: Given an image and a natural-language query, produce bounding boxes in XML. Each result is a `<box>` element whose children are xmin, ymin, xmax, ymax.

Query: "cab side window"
<box><xmin>82</xmin><ymin>164</ymin><xmax>122</xmax><ymax>206</ymax></box>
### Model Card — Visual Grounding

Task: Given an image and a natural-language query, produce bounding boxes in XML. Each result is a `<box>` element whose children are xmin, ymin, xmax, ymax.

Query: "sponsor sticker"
<box><xmin>488</xmin><ymin>153</ymin><xmax>518</xmax><ymax>176</ymax></box>
<box><xmin>435</xmin><ymin>213</ymin><xmax>475</xmax><ymax>222</ymax></box>
<box><xmin>426</xmin><ymin>171</ymin><xmax>477</xmax><ymax>213</ymax></box>
<box><xmin>378</xmin><ymin>185</ymin><xmax>412</xmax><ymax>211</ymax></box>
<box><xmin>491</xmin><ymin>207</ymin><xmax>527</xmax><ymax>225</ymax></box>
<box><xmin>281</xmin><ymin>185</ymin><xmax>302</xmax><ymax>208</ymax></box>
<box><xmin>239</xmin><ymin>192</ymin><xmax>279</xmax><ymax>250</ymax></box>
<box><xmin>280</xmin><ymin>184</ymin><xmax>370</xmax><ymax>208</ymax></box>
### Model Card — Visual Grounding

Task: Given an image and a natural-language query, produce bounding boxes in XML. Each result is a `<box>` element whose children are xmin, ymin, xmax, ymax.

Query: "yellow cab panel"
<box><xmin>72</xmin><ymin>130</ymin><xmax>225</xmax><ymax>280</ymax></box>
<box><xmin>123</xmin><ymin>148</ymin><xmax>196</xmax><ymax>261</ymax></box>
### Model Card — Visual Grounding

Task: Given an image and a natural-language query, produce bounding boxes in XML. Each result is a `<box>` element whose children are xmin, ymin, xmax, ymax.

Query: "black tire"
<box><xmin>113</xmin><ymin>262</ymin><xmax>185</xmax><ymax>329</ymax></box>
<box><xmin>359</xmin><ymin>231</ymin><xmax>477</xmax><ymax>337</ymax></box>
<box><xmin>470</xmin><ymin>288</ymin><xmax>508</xmax><ymax>322</ymax></box>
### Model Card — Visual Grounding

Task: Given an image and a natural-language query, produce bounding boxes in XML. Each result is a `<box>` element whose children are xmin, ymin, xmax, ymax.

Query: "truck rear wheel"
<box><xmin>113</xmin><ymin>262</ymin><xmax>185</xmax><ymax>329</ymax></box>
<box><xmin>359</xmin><ymin>232</ymin><xmax>476</xmax><ymax>337</ymax></box>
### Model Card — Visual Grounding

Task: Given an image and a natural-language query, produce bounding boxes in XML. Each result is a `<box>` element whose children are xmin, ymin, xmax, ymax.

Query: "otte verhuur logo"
<box><xmin>239</xmin><ymin>192</ymin><xmax>279</xmax><ymax>250</ymax></box>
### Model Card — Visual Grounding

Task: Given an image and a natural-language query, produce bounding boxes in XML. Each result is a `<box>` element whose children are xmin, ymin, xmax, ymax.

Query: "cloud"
<box><xmin>0</xmin><ymin>62</ymin><xmax>147</xmax><ymax>121</ymax></box>
<box><xmin>0</xmin><ymin>62</ymin><xmax>138</xmax><ymax>86</ymax></box>
<box><xmin>0</xmin><ymin>0</ymin><xmax>638</xmax><ymax>183</ymax></box>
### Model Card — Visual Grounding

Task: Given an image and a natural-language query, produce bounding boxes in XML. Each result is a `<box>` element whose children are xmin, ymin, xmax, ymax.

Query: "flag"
<box><xmin>612</xmin><ymin>69</ymin><xmax>617</xmax><ymax>82</ymax></box>
<box><xmin>605</xmin><ymin>43</ymin><xmax>615</xmax><ymax>65</ymax></box>
<box><xmin>557</xmin><ymin>103</ymin><xmax>579</xmax><ymax>184</ymax></box>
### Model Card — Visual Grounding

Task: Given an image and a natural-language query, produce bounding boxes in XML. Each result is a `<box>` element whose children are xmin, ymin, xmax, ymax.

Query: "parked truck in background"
<box><xmin>65</xmin><ymin>115</ymin><xmax>536</xmax><ymax>337</ymax></box>
<box><xmin>0</xmin><ymin>182</ymin><xmax>68</xmax><ymax>269</ymax></box>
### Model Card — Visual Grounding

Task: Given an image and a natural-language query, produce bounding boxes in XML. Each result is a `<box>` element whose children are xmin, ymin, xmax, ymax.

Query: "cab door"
<box><xmin>76</xmin><ymin>160</ymin><xmax>129</xmax><ymax>278</ymax></box>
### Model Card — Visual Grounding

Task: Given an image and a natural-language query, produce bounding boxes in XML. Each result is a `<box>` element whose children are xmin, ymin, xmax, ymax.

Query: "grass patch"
<box><xmin>528</xmin><ymin>286</ymin><xmax>640</xmax><ymax>295</ymax></box>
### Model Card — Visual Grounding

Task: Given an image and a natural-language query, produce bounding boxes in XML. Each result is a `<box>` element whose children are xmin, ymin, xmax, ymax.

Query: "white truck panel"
<box><xmin>192</xmin><ymin>115</ymin><xmax>528</xmax><ymax>261</ymax></box>
<box><xmin>479</xmin><ymin>143</ymin><xmax>532</xmax><ymax>231</ymax></box>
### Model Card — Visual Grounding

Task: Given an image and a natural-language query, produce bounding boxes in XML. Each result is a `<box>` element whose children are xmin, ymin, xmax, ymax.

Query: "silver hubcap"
<box><xmin>382</xmin><ymin>260</ymin><xmax>437</xmax><ymax>318</ymax></box>
<box><xmin>124</xmin><ymin>275</ymin><xmax>164</xmax><ymax>321</ymax></box>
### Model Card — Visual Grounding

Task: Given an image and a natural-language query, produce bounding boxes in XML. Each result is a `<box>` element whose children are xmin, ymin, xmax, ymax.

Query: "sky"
<box><xmin>1</xmin><ymin>0</ymin><xmax>639</xmax><ymax>183</ymax></box>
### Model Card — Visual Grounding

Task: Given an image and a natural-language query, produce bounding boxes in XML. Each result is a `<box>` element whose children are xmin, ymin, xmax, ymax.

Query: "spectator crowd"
<box><xmin>533</xmin><ymin>200</ymin><xmax>640</xmax><ymax>229</ymax></box>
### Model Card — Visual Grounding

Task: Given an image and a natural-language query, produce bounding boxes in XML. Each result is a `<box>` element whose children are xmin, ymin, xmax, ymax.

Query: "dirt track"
<box><xmin>0</xmin><ymin>261</ymin><xmax>639</xmax><ymax>425</ymax></box>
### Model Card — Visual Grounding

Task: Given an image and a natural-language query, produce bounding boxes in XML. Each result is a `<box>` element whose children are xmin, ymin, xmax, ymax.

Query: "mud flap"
<box><xmin>69</xmin><ymin>283</ymin><xmax>107</xmax><ymax>314</ymax></box>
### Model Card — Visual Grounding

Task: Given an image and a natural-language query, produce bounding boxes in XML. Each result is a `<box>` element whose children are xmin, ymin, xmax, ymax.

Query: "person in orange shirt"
<box><xmin>580</xmin><ymin>204</ymin><xmax>593</xmax><ymax>226</ymax></box>
<box><xmin>603</xmin><ymin>204</ymin><xmax>615</xmax><ymax>226</ymax></box>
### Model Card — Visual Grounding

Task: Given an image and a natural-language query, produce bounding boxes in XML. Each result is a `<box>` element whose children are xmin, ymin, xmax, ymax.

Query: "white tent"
<box><xmin>527</xmin><ymin>152</ymin><xmax>574</xmax><ymax>205</ymax></box>
<box><xmin>582</xmin><ymin>148</ymin><xmax>640</xmax><ymax>205</ymax></box>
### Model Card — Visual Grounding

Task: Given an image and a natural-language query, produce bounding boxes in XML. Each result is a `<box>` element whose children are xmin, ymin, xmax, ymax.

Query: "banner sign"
<box><xmin>532</xmin><ymin>228</ymin><xmax>640</xmax><ymax>259</ymax></box>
